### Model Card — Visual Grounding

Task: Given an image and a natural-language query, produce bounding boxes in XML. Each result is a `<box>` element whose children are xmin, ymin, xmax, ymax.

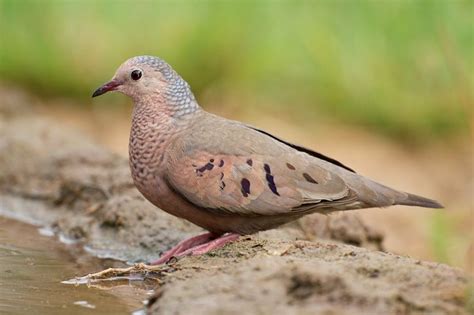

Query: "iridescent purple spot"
<box><xmin>263</xmin><ymin>164</ymin><xmax>279</xmax><ymax>196</ymax></box>
<box><xmin>241</xmin><ymin>178</ymin><xmax>251</xmax><ymax>197</ymax></box>
<box><xmin>219</xmin><ymin>173</ymin><xmax>225</xmax><ymax>190</ymax></box>
<box><xmin>197</xmin><ymin>162</ymin><xmax>214</xmax><ymax>173</ymax></box>
<box><xmin>266</xmin><ymin>174</ymin><xmax>279</xmax><ymax>196</ymax></box>
<box><xmin>263</xmin><ymin>163</ymin><xmax>271</xmax><ymax>174</ymax></box>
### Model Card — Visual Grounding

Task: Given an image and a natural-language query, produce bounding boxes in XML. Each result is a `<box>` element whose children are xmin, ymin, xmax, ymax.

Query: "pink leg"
<box><xmin>150</xmin><ymin>232</ymin><xmax>217</xmax><ymax>265</ymax></box>
<box><xmin>178</xmin><ymin>233</ymin><xmax>240</xmax><ymax>257</ymax></box>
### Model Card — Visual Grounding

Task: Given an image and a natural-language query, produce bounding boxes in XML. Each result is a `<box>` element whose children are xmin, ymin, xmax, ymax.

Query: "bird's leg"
<box><xmin>150</xmin><ymin>232</ymin><xmax>217</xmax><ymax>265</ymax></box>
<box><xmin>177</xmin><ymin>233</ymin><xmax>240</xmax><ymax>257</ymax></box>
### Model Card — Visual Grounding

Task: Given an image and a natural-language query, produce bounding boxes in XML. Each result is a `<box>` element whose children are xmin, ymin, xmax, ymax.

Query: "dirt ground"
<box><xmin>0</xmin><ymin>86</ymin><xmax>472</xmax><ymax>314</ymax></box>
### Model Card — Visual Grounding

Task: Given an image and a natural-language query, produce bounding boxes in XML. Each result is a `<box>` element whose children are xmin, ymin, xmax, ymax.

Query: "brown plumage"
<box><xmin>92</xmin><ymin>55</ymin><xmax>442</xmax><ymax>263</ymax></box>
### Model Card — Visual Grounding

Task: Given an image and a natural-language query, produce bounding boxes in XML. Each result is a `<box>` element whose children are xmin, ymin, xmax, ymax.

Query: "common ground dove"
<box><xmin>92</xmin><ymin>55</ymin><xmax>442</xmax><ymax>264</ymax></box>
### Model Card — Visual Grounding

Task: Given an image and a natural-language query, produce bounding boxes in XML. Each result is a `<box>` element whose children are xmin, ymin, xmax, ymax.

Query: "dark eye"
<box><xmin>131</xmin><ymin>70</ymin><xmax>142</xmax><ymax>81</ymax></box>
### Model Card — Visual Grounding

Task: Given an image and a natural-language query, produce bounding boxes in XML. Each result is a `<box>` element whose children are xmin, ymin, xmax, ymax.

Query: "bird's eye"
<box><xmin>131</xmin><ymin>70</ymin><xmax>142</xmax><ymax>81</ymax></box>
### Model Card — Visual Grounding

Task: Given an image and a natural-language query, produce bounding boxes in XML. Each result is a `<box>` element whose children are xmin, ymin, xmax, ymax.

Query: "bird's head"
<box><xmin>92</xmin><ymin>56</ymin><xmax>196</xmax><ymax>112</ymax></box>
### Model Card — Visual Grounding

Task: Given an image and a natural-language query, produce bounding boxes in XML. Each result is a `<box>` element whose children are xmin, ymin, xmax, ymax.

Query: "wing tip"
<box><xmin>398</xmin><ymin>193</ymin><xmax>444</xmax><ymax>209</ymax></box>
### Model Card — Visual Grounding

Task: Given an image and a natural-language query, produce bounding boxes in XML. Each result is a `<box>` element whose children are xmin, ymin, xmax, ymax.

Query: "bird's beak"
<box><xmin>92</xmin><ymin>79</ymin><xmax>122</xmax><ymax>98</ymax></box>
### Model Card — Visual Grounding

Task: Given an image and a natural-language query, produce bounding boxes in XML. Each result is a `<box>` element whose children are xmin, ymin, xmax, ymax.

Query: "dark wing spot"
<box><xmin>246</xmin><ymin>159</ymin><xmax>253</xmax><ymax>166</ymax></box>
<box><xmin>266</xmin><ymin>174</ymin><xmax>280</xmax><ymax>196</ymax></box>
<box><xmin>197</xmin><ymin>162</ymin><xmax>214</xmax><ymax>173</ymax></box>
<box><xmin>263</xmin><ymin>164</ymin><xmax>279</xmax><ymax>195</ymax></box>
<box><xmin>286</xmin><ymin>163</ymin><xmax>296</xmax><ymax>170</ymax></box>
<box><xmin>240</xmin><ymin>178</ymin><xmax>251</xmax><ymax>197</ymax></box>
<box><xmin>210</xmin><ymin>159</ymin><xmax>215</xmax><ymax>163</ymax></box>
<box><xmin>219</xmin><ymin>173</ymin><xmax>225</xmax><ymax>190</ymax></box>
<box><xmin>263</xmin><ymin>163</ymin><xmax>271</xmax><ymax>174</ymax></box>
<box><xmin>218</xmin><ymin>160</ymin><xmax>224</xmax><ymax>167</ymax></box>
<box><xmin>303</xmin><ymin>173</ymin><xmax>318</xmax><ymax>184</ymax></box>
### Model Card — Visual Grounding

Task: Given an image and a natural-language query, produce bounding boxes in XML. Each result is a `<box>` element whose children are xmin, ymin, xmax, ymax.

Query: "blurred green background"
<box><xmin>0</xmin><ymin>0</ymin><xmax>472</xmax><ymax>142</ymax></box>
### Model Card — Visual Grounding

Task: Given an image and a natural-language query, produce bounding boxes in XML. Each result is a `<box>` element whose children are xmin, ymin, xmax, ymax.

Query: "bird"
<box><xmin>92</xmin><ymin>55</ymin><xmax>442</xmax><ymax>264</ymax></box>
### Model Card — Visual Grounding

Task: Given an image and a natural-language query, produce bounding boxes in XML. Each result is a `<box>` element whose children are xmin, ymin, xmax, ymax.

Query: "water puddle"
<box><xmin>0</xmin><ymin>217</ymin><xmax>158</xmax><ymax>314</ymax></box>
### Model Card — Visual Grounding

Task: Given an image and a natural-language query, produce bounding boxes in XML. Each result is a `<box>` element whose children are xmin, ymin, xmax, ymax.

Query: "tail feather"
<box><xmin>330</xmin><ymin>168</ymin><xmax>444</xmax><ymax>210</ymax></box>
<box><xmin>396</xmin><ymin>193</ymin><xmax>444</xmax><ymax>209</ymax></box>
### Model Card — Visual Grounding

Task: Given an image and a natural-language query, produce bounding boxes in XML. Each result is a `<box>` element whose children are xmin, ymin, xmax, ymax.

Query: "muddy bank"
<box><xmin>0</xmin><ymin>89</ymin><xmax>470</xmax><ymax>314</ymax></box>
<box><xmin>149</xmin><ymin>238</ymin><xmax>468</xmax><ymax>315</ymax></box>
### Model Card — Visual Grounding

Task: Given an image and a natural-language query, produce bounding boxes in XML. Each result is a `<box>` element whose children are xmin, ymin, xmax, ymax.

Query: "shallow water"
<box><xmin>0</xmin><ymin>217</ymin><xmax>155</xmax><ymax>315</ymax></box>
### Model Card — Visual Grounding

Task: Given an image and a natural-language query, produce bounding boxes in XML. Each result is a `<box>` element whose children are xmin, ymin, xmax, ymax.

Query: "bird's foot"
<box><xmin>150</xmin><ymin>232</ymin><xmax>240</xmax><ymax>265</ymax></box>
<box><xmin>150</xmin><ymin>232</ymin><xmax>216</xmax><ymax>265</ymax></box>
<box><xmin>178</xmin><ymin>233</ymin><xmax>240</xmax><ymax>257</ymax></box>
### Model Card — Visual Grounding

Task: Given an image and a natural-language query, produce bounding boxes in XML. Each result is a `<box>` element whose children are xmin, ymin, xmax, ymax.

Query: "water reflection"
<box><xmin>0</xmin><ymin>217</ymin><xmax>156</xmax><ymax>314</ymax></box>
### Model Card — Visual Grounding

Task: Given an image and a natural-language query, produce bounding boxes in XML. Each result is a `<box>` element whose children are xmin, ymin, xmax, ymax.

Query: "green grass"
<box><xmin>429</xmin><ymin>210</ymin><xmax>472</xmax><ymax>270</ymax></box>
<box><xmin>430</xmin><ymin>211</ymin><xmax>455</xmax><ymax>264</ymax></box>
<box><xmin>0</xmin><ymin>0</ymin><xmax>472</xmax><ymax>142</ymax></box>
<box><xmin>467</xmin><ymin>283</ymin><xmax>474</xmax><ymax>314</ymax></box>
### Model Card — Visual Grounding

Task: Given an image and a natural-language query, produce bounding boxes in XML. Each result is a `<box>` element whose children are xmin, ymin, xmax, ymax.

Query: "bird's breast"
<box><xmin>128</xmin><ymin>121</ymin><xmax>171</xmax><ymax>197</ymax></box>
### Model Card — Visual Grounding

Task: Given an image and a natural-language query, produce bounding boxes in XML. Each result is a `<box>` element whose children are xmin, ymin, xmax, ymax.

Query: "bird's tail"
<box><xmin>344</xmin><ymin>174</ymin><xmax>444</xmax><ymax>210</ymax></box>
<box><xmin>396</xmin><ymin>192</ymin><xmax>444</xmax><ymax>209</ymax></box>
<box><xmin>329</xmin><ymin>167</ymin><xmax>444</xmax><ymax>210</ymax></box>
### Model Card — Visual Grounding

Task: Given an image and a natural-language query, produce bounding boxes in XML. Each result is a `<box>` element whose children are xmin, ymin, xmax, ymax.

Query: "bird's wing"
<box><xmin>165</xmin><ymin>121</ymin><xmax>355</xmax><ymax>216</ymax></box>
